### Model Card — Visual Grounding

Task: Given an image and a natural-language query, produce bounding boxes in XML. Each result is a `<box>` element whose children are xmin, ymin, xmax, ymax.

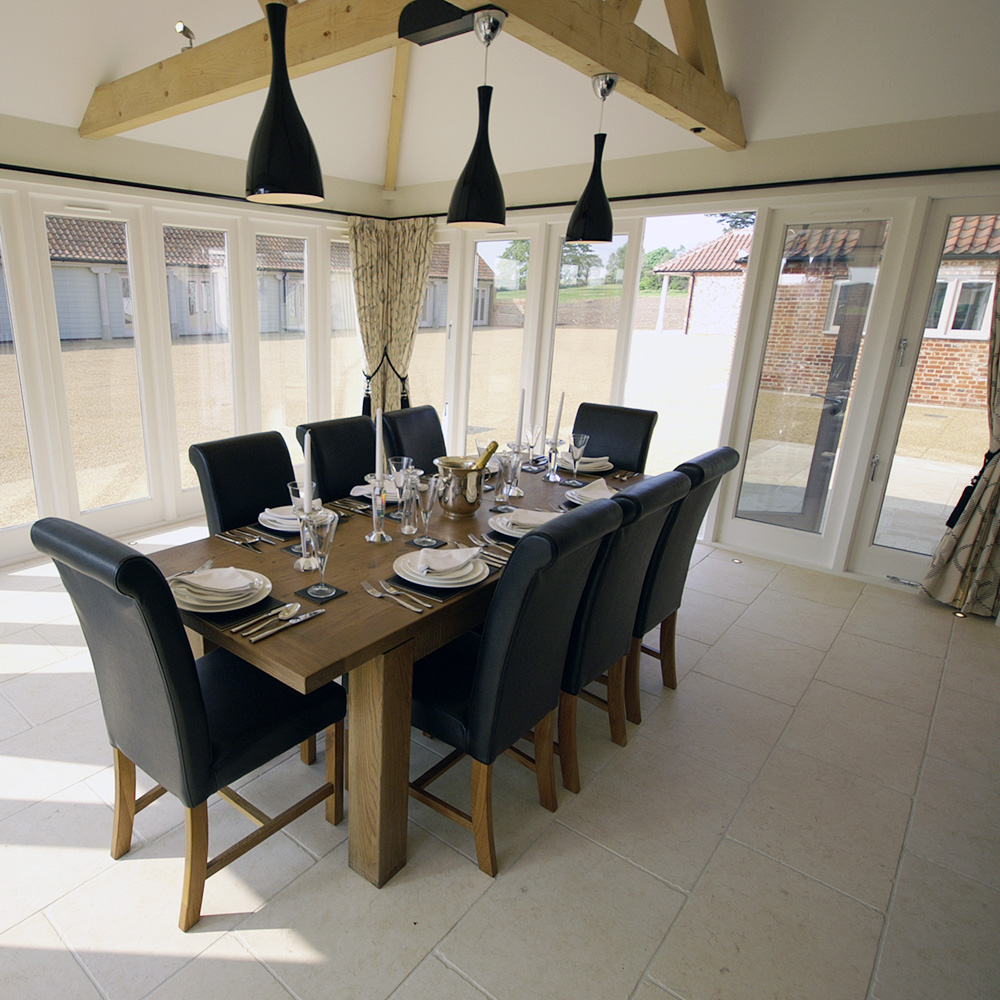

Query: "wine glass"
<box><xmin>543</xmin><ymin>438</ymin><xmax>563</xmax><ymax>483</ymax></box>
<box><xmin>288</xmin><ymin>480</ymin><xmax>319</xmax><ymax>569</ymax></box>
<box><xmin>493</xmin><ymin>451</ymin><xmax>521</xmax><ymax>513</ymax></box>
<box><xmin>563</xmin><ymin>433</ymin><xmax>590</xmax><ymax>488</ymax></box>
<box><xmin>413</xmin><ymin>474</ymin><xmax>441</xmax><ymax>548</ymax></box>
<box><xmin>301</xmin><ymin>509</ymin><xmax>338</xmax><ymax>598</ymax></box>
<box><xmin>506</xmin><ymin>441</ymin><xmax>525</xmax><ymax>497</ymax></box>
<box><xmin>400</xmin><ymin>468</ymin><xmax>421</xmax><ymax>534</ymax></box>
<box><xmin>476</xmin><ymin>437</ymin><xmax>496</xmax><ymax>492</ymax></box>
<box><xmin>387</xmin><ymin>455</ymin><xmax>413</xmax><ymax>521</ymax></box>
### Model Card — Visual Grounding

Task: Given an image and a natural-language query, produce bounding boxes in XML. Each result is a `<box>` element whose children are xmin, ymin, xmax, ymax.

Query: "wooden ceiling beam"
<box><xmin>664</xmin><ymin>0</ymin><xmax>721</xmax><ymax>87</ymax></box>
<box><xmin>383</xmin><ymin>41</ymin><xmax>411</xmax><ymax>192</ymax></box>
<box><xmin>80</xmin><ymin>0</ymin><xmax>744</xmax><ymax>154</ymax></box>
<box><xmin>79</xmin><ymin>0</ymin><xmax>408</xmax><ymax>140</ymax></box>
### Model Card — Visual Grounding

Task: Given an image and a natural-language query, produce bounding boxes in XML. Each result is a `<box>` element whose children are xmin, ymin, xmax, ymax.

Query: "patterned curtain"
<box><xmin>348</xmin><ymin>216</ymin><xmax>435</xmax><ymax>414</ymax></box>
<box><xmin>921</xmin><ymin>290</ymin><xmax>1000</xmax><ymax>617</ymax></box>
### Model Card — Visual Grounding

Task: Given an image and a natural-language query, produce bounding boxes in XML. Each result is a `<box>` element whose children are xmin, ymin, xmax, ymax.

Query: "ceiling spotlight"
<box><xmin>175</xmin><ymin>22</ymin><xmax>195</xmax><ymax>50</ymax></box>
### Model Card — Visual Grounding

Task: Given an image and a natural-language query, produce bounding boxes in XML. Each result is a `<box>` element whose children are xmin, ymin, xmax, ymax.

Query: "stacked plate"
<box><xmin>392</xmin><ymin>550</ymin><xmax>490</xmax><ymax>588</ymax></box>
<box><xmin>565</xmin><ymin>478</ymin><xmax>618</xmax><ymax>505</ymax></box>
<box><xmin>556</xmin><ymin>453</ymin><xmax>613</xmax><ymax>473</ymax></box>
<box><xmin>488</xmin><ymin>509</ymin><xmax>560</xmax><ymax>538</ymax></box>
<box><xmin>258</xmin><ymin>504</ymin><xmax>310</xmax><ymax>533</ymax></box>
<box><xmin>170</xmin><ymin>567</ymin><xmax>271</xmax><ymax>612</ymax></box>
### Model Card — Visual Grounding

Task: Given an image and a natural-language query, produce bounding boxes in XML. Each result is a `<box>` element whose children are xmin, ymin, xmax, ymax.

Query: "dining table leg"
<box><xmin>347</xmin><ymin>639</ymin><xmax>414</xmax><ymax>887</ymax></box>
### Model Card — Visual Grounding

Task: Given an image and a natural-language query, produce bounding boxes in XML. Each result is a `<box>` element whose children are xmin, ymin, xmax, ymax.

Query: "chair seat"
<box><xmin>198</xmin><ymin>648</ymin><xmax>346</xmax><ymax>794</ymax></box>
<box><xmin>411</xmin><ymin>633</ymin><xmax>480</xmax><ymax>758</ymax></box>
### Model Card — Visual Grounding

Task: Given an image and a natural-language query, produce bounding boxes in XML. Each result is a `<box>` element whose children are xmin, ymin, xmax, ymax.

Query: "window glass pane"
<box><xmin>46</xmin><ymin>215</ymin><xmax>150</xmax><ymax>511</ymax></box>
<box><xmin>0</xmin><ymin>232</ymin><xmax>38</xmax><ymax>528</ymax></box>
<box><xmin>548</xmin><ymin>235</ymin><xmax>628</xmax><ymax>447</ymax></box>
<box><xmin>163</xmin><ymin>226</ymin><xmax>234</xmax><ymax>491</ymax></box>
<box><xmin>466</xmin><ymin>239</ymin><xmax>526</xmax><ymax>453</ymax></box>
<box><xmin>624</xmin><ymin>213</ymin><xmax>750</xmax><ymax>472</ymax></box>
<box><xmin>257</xmin><ymin>235</ymin><xmax>306</xmax><ymax>455</ymax></box>
<box><xmin>925</xmin><ymin>281</ymin><xmax>947</xmax><ymax>329</ymax></box>
<box><xmin>407</xmin><ymin>243</ymin><xmax>448</xmax><ymax>417</ymax></box>
<box><xmin>951</xmin><ymin>281</ymin><xmax>991</xmax><ymax>331</ymax></box>
<box><xmin>330</xmin><ymin>241</ymin><xmax>364</xmax><ymax>416</ymax></box>
<box><xmin>736</xmin><ymin>220</ymin><xmax>889</xmax><ymax>533</ymax></box>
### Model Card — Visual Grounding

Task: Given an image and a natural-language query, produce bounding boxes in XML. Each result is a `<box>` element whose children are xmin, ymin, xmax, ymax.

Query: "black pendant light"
<box><xmin>566</xmin><ymin>73</ymin><xmax>619</xmax><ymax>244</ymax></box>
<box><xmin>447</xmin><ymin>9</ymin><xmax>506</xmax><ymax>228</ymax></box>
<box><xmin>246</xmin><ymin>3</ymin><xmax>324</xmax><ymax>204</ymax></box>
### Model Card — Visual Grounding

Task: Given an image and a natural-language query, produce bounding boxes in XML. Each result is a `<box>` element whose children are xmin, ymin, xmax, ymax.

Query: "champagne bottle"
<box><xmin>472</xmin><ymin>440</ymin><xmax>499</xmax><ymax>469</ymax></box>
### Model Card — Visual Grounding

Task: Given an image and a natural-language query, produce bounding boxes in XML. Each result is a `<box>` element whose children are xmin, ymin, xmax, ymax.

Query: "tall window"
<box><xmin>163</xmin><ymin>226</ymin><xmax>234</xmax><ymax>490</ymax></box>
<box><xmin>330</xmin><ymin>241</ymin><xmax>364</xmax><ymax>417</ymax></box>
<box><xmin>46</xmin><ymin>215</ymin><xmax>150</xmax><ymax>511</ymax></box>
<box><xmin>257</xmin><ymin>234</ymin><xmax>307</xmax><ymax>454</ymax></box>
<box><xmin>0</xmin><ymin>231</ymin><xmax>37</xmax><ymax>528</ymax></box>
<box><xmin>407</xmin><ymin>242</ymin><xmax>449</xmax><ymax>418</ymax></box>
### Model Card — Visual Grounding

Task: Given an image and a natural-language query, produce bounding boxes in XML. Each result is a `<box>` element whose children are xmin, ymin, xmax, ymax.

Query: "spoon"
<box><xmin>240</xmin><ymin>602</ymin><xmax>301</xmax><ymax>636</ymax></box>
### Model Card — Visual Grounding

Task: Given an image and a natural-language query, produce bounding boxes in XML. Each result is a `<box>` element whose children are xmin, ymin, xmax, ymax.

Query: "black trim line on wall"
<box><xmin>0</xmin><ymin>160</ymin><xmax>996</xmax><ymax>223</ymax></box>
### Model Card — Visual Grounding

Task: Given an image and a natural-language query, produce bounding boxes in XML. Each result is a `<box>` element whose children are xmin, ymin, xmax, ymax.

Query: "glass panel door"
<box><xmin>872</xmin><ymin>214</ymin><xmax>996</xmax><ymax>555</ymax></box>
<box><xmin>163</xmin><ymin>225</ymin><xmax>234</xmax><ymax>491</ymax></box>
<box><xmin>736</xmin><ymin>220</ymin><xmax>889</xmax><ymax>533</ymax></box>
<box><xmin>330</xmin><ymin>240</ymin><xmax>364</xmax><ymax>417</ymax></box>
<box><xmin>45</xmin><ymin>215</ymin><xmax>150</xmax><ymax>512</ymax></box>
<box><xmin>407</xmin><ymin>242</ymin><xmax>449</xmax><ymax>418</ymax></box>
<box><xmin>465</xmin><ymin>238</ymin><xmax>529</xmax><ymax>453</ymax></box>
<box><xmin>257</xmin><ymin>234</ymin><xmax>307</xmax><ymax>454</ymax></box>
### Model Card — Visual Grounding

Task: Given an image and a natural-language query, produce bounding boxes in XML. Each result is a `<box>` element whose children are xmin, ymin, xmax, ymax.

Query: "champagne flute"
<box><xmin>288</xmin><ymin>479</ymin><xmax>319</xmax><ymax>570</ymax></box>
<box><xmin>302</xmin><ymin>509</ymin><xmax>338</xmax><ymax>598</ymax></box>
<box><xmin>493</xmin><ymin>450</ymin><xmax>521</xmax><ymax>513</ymax></box>
<box><xmin>564</xmin><ymin>433</ymin><xmax>590</xmax><ymax>488</ymax></box>
<box><xmin>521</xmin><ymin>424</ymin><xmax>544</xmax><ymax>473</ymax></box>
<box><xmin>413</xmin><ymin>474</ymin><xmax>441</xmax><ymax>548</ymax></box>
<box><xmin>387</xmin><ymin>455</ymin><xmax>413</xmax><ymax>521</ymax></box>
<box><xmin>544</xmin><ymin>438</ymin><xmax>563</xmax><ymax>483</ymax></box>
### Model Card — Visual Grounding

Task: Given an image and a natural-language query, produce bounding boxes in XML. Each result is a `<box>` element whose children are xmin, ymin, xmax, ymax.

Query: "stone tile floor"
<box><xmin>0</xmin><ymin>522</ymin><xmax>997</xmax><ymax>1000</ymax></box>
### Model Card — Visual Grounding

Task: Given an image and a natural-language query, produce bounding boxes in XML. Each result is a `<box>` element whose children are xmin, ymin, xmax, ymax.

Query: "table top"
<box><xmin>150</xmin><ymin>467</ymin><xmax>628</xmax><ymax>694</ymax></box>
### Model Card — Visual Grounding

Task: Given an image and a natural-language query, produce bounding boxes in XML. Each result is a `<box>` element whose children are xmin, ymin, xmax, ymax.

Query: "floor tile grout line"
<box><xmin>42</xmin><ymin>907</ymin><xmax>115</xmax><ymax>1000</ymax></box>
<box><xmin>425</xmin><ymin>952</ymin><xmax>501</xmax><ymax>1000</ymax></box>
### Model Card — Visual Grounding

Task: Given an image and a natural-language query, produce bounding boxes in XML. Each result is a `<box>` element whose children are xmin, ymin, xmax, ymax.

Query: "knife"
<box><xmin>248</xmin><ymin>607</ymin><xmax>325</xmax><ymax>642</ymax></box>
<box><xmin>214</xmin><ymin>533</ymin><xmax>259</xmax><ymax>552</ymax></box>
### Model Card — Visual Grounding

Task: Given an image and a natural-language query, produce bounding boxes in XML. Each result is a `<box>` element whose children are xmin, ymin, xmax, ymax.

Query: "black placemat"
<box><xmin>281</xmin><ymin>542</ymin><xmax>304</xmax><ymax>556</ymax></box>
<box><xmin>406</xmin><ymin>538</ymin><xmax>447</xmax><ymax>549</ymax></box>
<box><xmin>294</xmin><ymin>585</ymin><xmax>346</xmax><ymax>605</ymax></box>
<box><xmin>188</xmin><ymin>594</ymin><xmax>284</xmax><ymax>629</ymax></box>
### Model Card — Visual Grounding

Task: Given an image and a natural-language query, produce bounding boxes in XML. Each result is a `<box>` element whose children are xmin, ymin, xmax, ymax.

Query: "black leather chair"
<box><xmin>408</xmin><ymin>498</ymin><xmax>622</xmax><ymax>875</ymax></box>
<box><xmin>189</xmin><ymin>431</ymin><xmax>295</xmax><ymax>536</ymax></box>
<box><xmin>624</xmin><ymin>446</ymin><xmax>741</xmax><ymax>723</ymax></box>
<box><xmin>557</xmin><ymin>471</ymin><xmax>690</xmax><ymax>792</ymax></box>
<box><xmin>381</xmin><ymin>405</ymin><xmax>448</xmax><ymax>472</ymax></box>
<box><xmin>30</xmin><ymin>517</ymin><xmax>346</xmax><ymax>931</ymax></box>
<box><xmin>296</xmin><ymin>416</ymin><xmax>376</xmax><ymax>502</ymax></box>
<box><xmin>571</xmin><ymin>402</ymin><xmax>659</xmax><ymax>473</ymax></box>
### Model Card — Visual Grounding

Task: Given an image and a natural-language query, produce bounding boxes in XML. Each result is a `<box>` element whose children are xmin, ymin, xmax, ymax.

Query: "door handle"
<box><xmin>870</xmin><ymin>454</ymin><xmax>880</xmax><ymax>481</ymax></box>
<box><xmin>896</xmin><ymin>338</ymin><xmax>908</xmax><ymax>367</ymax></box>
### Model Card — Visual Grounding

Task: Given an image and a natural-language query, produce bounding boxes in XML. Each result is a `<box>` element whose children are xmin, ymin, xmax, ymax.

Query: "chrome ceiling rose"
<box><xmin>592</xmin><ymin>72</ymin><xmax>619</xmax><ymax>101</ymax></box>
<box><xmin>474</xmin><ymin>9</ymin><xmax>506</xmax><ymax>46</ymax></box>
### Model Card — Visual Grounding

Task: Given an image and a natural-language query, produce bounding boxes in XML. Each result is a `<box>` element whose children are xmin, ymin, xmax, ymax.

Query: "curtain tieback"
<box><xmin>946</xmin><ymin>447</ymin><xmax>999</xmax><ymax>528</ymax></box>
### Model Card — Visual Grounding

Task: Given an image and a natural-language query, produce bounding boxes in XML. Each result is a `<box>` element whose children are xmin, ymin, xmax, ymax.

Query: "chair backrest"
<box><xmin>562</xmin><ymin>471</ymin><xmax>691</xmax><ymax>695</ymax></box>
<box><xmin>572</xmin><ymin>402</ymin><xmax>659</xmax><ymax>473</ymax></box>
<box><xmin>30</xmin><ymin>518</ymin><xmax>214</xmax><ymax>807</ymax></box>
<box><xmin>466</xmin><ymin>499</ymin><xmax>623</xmax><ymax>764</ymax></box>
<box><xmin>633</xmin><ymin>446</ymin><xmax>740</xmax><ymax>637</ymax></box>
<box><xmin>296</xmin><ymin>416</ymin><xmax>375</xmax><ymax>502</ymax></box>
<box><xmin>189</xmin><ymin>431</ymin><xmax>295</xmax><ymax>536</ymax></box>
<box><xmin>381</xmin><ymin>405</ymin><xmax>448</xmax><ymax>472</ymax></box>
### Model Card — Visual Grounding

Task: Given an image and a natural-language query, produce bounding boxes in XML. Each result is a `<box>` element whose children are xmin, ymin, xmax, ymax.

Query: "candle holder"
<box><xmin>544</xmin><ymin>438</ymin><xmax>563</xmax><ymax>483</ymax></box>
<box><xmin>364</xmin><ymin>474</ymin><xmax>392</xmax><ymax>543</ymax></box>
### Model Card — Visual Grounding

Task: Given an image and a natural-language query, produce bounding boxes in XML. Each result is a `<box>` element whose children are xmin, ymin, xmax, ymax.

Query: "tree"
<box><xmin>604</xmin><ymin>243</ymin><xmax>628</xmax><ymax>283</ymax></box>
<box><xmin>560</xmin><ymin>242</ymin><xmax>602</xmax><ymax>286</ymax></box>
<box><xmin>497</xmin><ymin>239</ymin><xmax>530</xmax><ymax>289</ymax></box>
<box><xmin>711</xmin><ymin>211</ymin><xmax>756</xmax><ymax>231</ymax></box>
<box><xmin>639</xmin><ymin>246</ymin><xmax>675</xmax><ymax>292</ymax></box>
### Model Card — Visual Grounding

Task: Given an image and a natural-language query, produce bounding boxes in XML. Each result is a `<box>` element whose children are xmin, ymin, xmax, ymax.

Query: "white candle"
<box><xmin>515</xmin><ymin>388</ymin><xmax>524</xmax><ymax>449</ymax></box>
<box><xmin>375</xmin><ymin>407</ymin><xmax>384</xmax><ymax>485</ymax></box>
<box><xmin>303</xmin><ymin>430</ymin><xmax>313</xmax><ymax>511</ymax></box>
<box><xmin>552</xmin><ymin>391</ymin><xmax>565</xmax><ymax>444</ymax></box>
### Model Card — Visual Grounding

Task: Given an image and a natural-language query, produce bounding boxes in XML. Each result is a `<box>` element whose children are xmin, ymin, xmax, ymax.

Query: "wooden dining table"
<box><xmin>149</xmin><ymin>462</ymin><xmax>629</xmax><ymax>887</ymax></box>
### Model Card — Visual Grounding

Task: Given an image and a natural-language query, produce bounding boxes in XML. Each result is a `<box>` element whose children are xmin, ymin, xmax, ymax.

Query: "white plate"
<box><xmin>393</xmin><ymin>553</ymin><xmax>491</xmax><ymax>589</ymax></box>
<box><xmin>258</xmin><ymin>513</ymin><xmax>300</xmax><ymax>534</ymax></box>
<box><xmin>171</xmin><ymin>570</ymin><xmax>272</xmax><ymax>612</ymax></box>
<box><xmin>488</xmin><ymin>513</ymin><xmax>556</xmax><ymax>538</ymax></box>
<box><xmin>557</xmin><ymin>457</ymin><xmax>614</xmax><ymax>473</ymax></box>
<box><xmin>394</xmin><ymin>550</ymin><xmax>481</xmax><ymax>582</ymax></box>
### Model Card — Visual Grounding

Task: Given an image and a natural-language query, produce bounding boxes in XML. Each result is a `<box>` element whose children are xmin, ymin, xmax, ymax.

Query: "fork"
<box><xmin>468</xmin><ymin>533</ymin><xmax>513</xmax><ymax>556</ymax></box>
<box><xmin>166</xmin><ymin>558</ymin><xmax>214</xmax><ymax>581</ymax></box>
<box><xmin>361</xmin><ymin>580</ymin><xmax>423</xmax><ymax>612</ymax></box>
<box><xmin>380</xmin><ymin>580</ymin><xmax>433</xmax><ymax>608</ymax></box>
<box><xmin>229</xmin><ymin>527</ymin><xmax>275</xmax><ymax>546</ymax></box>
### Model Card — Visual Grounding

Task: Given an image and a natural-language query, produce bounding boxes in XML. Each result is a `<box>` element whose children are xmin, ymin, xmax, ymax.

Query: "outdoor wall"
<box><xmin>909</xmin><ymin>338</ymin><xmax>989</xmax><ymax>407</ymax></box>
<box><xmin>687</xmin><ymin>272</ymin><xmax>746</xmax><ymax>336</ymax></box>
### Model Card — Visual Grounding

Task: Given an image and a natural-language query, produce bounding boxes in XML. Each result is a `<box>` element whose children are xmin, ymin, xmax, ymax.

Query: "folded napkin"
<box><xmin>505</xmin><ymin>510</ymin><xmax>560</xmax><ymax>530</ymax></box>
<box><xmin>558</xmin><ymin>452</ymin><xmax>610</xmax><ymax>469</ymax></box>
<box><xmin>262</xmin><ymin>503</ymin><xmax>317</xmax><ymax>526</ymax></box>
<box><xmin>172</xmin><ymin>567</ymin><xmax>256</xmax><ymax>594</ymax></box>
<box><xmin>416</xmin><ymin>547</ymin><xmax>481</xmax><ymax>575</ymax></box>
<box><xmin>350</xmin><ymin>483</ymin><xmax>402</xmax><ymax>502</ymax></box>
<box><xmin>571</xmin><ymin>478</ymin><xmax>617</xmax><ymax>502</ymax></box>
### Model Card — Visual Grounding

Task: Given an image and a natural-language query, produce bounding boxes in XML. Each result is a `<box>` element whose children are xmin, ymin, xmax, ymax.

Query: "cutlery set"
<box><xmin>361</xmin><ymin>579</ymin><xmax>425</xmax><ymax>612</ymax></box>
<box><xmin>213</xmin><ymin>527</ymin><xmax>282</xmax><ymax>551</ymax></box>
<box><xmin>611</xmin><ymin>470</ymin><xmax>640</xmax><ymax>481</ymax></box>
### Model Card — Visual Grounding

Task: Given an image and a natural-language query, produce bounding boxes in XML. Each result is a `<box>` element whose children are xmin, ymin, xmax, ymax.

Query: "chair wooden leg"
<box><xmin>301</xmin><ymin>735</ymin><xmax>317</xmax><ymax>764</ymax></box>
<box><xmin>534</xmin><ymin>709</ymin><xmax>558</xmax><ymax>812</ymax></box>
<box><xmin>624</xmin><ymin>636</ymin><xmax>643</xmax><ymax>725</ymax></box>
<box><xmin>557</xmin><ymin>691</ymin><xmax>581</xmax><ymax>793</ymax></box>
<box><xmin>325</xmin><ymin>720</ymin><xmax>345</xmax><ymax>826</ymax></box>
<box><xmin>180</xmin><ymin>802</ymin><xmax>209</xmax><ymax>931</ymax></box>
<box><xmin>470</xmin><ymin>760</ymin><xmax>497</xmax><ymax>877</ymax></box>
<box><xmin>607</xmin><ymin>656</ymin><xmax>628</xmax><ymax>747</ymax></box>
<box><xmin>660</xmin><ymin>611</ymin><xmax>678</xmax><ymax>689</ymax></box>
<box><xmin>111</xmin><ymin>748</ymin><xmax>136</xmax><ymax>859</ymax></box>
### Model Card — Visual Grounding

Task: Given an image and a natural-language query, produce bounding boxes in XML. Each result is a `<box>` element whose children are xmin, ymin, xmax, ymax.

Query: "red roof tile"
<box><xmin>656</xmin><ymin>231</ymin><xmax>754</xmax><ymax>274</ymax></box>
<box><xmin>943</xmin><ymin>215</ymin><xmax>1000</xmax><ymax>256</ymax></box>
